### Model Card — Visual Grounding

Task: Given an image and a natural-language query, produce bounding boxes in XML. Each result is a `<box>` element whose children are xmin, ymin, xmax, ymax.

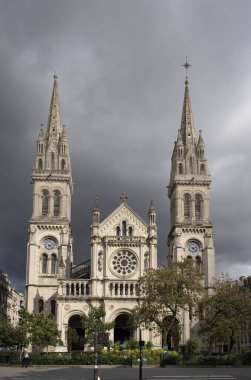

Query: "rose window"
<box><xmin>111</xmin><ymin>251</ymin><xmax>137</xmax><ymax>276</ymax></box>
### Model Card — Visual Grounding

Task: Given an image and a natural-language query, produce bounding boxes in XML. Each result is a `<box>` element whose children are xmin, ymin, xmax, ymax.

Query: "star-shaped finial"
<box><xmin>182</xmin><ymin>57</ymin><xmax>192</xmax><ymax>73</ymax></box>
<box><xmin>120</xmin><ymin>192</ymin><xmax>128</xmax><ymax>203</ymax></box>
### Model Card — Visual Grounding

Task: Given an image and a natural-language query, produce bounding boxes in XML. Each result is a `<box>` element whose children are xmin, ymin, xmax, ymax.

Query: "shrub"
<box><xmin>240</xmin><ymin>351</ymin><xmax>251</xmax><ymax>365</ymax></box>
<box><xmin>160</xmin><ymin>351</ymin><xmax>181</xmax><ymax>366</ymax></box>
<box><xmin>180</xmin><ymin>339</ymin><xmax>200</xmax><ymax>357</ymax></box>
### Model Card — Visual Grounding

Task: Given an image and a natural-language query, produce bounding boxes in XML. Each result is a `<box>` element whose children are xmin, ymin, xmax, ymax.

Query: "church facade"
<box><xmin>25</xmin><ymin>74</ymin><xmax>215</xmax><ymax>351</ymax></box>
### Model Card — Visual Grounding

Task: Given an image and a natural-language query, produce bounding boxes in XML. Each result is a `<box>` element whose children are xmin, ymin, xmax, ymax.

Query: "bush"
<box><xmin>240</xmin><ymin>351</ymin><xmax>251</xmax><ymax>365</ymax></box>
<box><xmin>160</xmin><ymin>351</ymin><xmax>181</xmax><ymax>366</ymax></box>
<box><xmin>180</xmin><ymin>339</ymin><xmax>200</xmax><ymax>357</ymax></box>
<box><xmin>182</xmin><ymin>354</ymin><xmax>239</xmax><ymax>366</ymax></box>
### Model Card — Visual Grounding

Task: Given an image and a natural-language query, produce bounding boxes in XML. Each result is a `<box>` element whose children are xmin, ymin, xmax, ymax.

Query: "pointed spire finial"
<box><xmin>92</xmin><ymin>197</ymin><xmax>100</xmax><ymax>212</ymax></box>
<box><xmin>120</xmin><ymin>192</ymin><xmax>128</xmax><ymax>203</ymax></box>
<box><xmin>148</xmin><ymin>200</ymin><xmax>156</xmax><ymax>213</ymax></box>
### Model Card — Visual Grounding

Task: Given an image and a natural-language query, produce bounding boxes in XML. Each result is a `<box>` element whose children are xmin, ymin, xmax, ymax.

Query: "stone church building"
<box><xmin>25</xmin><ymin>74</ymin><xmax>215</xmax><ymax>351</ymax></box>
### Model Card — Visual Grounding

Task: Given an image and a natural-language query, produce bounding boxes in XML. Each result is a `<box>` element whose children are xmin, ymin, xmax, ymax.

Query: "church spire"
<box><xmin>180</xmin><ymin>77</ymin><xmax>196</xmax><ymax>146</ymax></box>
<box><xmin>46</xmin><ymin>74</ymin><xmax>62</xmax><ymax>138</ymax></box>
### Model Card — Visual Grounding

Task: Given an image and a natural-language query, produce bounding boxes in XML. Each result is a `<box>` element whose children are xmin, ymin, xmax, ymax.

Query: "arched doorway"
<box><xmin>67</xmin><ymin>315</ymin><xmax>85</xmax><ymax>351</ymax></box>
<box><xmin>162</xmin><ymin>317</ymin><xmax>179</xmax><ymax>351</ymax></box>
<box><xmin>114</xmin><ymin>314</ymin><xmax>132</xmax><ymax>343</ymax></box>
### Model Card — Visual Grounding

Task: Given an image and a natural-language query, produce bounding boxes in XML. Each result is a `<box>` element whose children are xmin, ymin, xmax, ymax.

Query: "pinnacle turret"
<box><xmin>92</xmin><ymin>198</ymin><xmax>100</xmax><ymax>224</ymax></box>
<box><xmin>197</xmin><ymin>130</ymin><xmax>205</xmax><ymax>147</ymax></box>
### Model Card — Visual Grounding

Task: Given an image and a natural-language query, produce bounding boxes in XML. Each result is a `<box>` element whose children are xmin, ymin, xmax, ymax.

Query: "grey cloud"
<box><xmin>0</xmin><ymin>0</ymin><xmax>251</xmax><ymax>291</ymax></box>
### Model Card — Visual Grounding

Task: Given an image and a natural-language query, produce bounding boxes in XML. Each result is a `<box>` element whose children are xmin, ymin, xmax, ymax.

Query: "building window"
<box><xmin>38</xmin><ymin>299</ymin><xmax>44</xmax><ymax>313</ymax></box>
<box><xmin>200</xmin><ymin>163</ymin><xmax>205</xmax><ymax>174</ymax></box>
<box><xmin>183</xmin><ymin>193</ymin><xmax>191</xmax><ymax>219</ymax></box>
<box><xmin>51</xmin><ymin>254</ymin><xmax>57</xmax><ymax>274</ymax></box>
<box><xmin>178</xmin><ymin>162</ymin><xmax>183</xmax><ymax>174</ymax></box>
<box><xmin>116</xmin><ymin>226</ymin><xmax>120</xmax><ymax>238</ymax></box>
<box><xmin>122</xmin><ymin>221</ymin><xmax>127</xmax><ymax>237</ymax></box>
<box><xmin>128</xmin><ymin>226</ymin><xmax>133</xmax><ymax>238</ymax></box>
<box><xmin>195</xmin><ymin>194</ymin><xmax>203</xmax><ymax>220</ymax></box>
<box><xmin>53</xmin><ymin>190</ymin><xmax>61</xmax><ymax>216</ymax></box>
<box><xmin>42</xmin><ymin>254</ymin><xmax>48</xmax><ymax>273</ymax></box>
<box><xmin>189</xmin><ymin>156</ymin><xmax>193</xmax><ymax>173</ymax></box>
<box><xmin>42</xmin><ymin>190</ymin><xmax>49</xmax><ymax>216</ymax></box>
<box><xmin>61</xmin><ymin>159</ymin><xmax>65</xmax><ymax>170</ymax></box>
<box><xmin>51</xmin><ymin>152</ymin><xmax>55</xmax><ymax>169</ymax></box>
<box><xmin>38</xmin><ymin>158</ymin><xmax>43</xmax><ymax>169</ymax></box>
<box><xmin>195</xmin><ymin>256</ymin><xmax>202</xmax><ymax>272</ymax></box>
<box><xmin>50</xmin><ymin>300</ymin><xmax>56</xmax><ymax>316</ymax></box>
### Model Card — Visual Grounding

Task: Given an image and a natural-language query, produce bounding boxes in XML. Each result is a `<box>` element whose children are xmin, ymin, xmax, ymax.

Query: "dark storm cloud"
<box><xmin>0</xmin><ymin>0</ymin><xmax>251</xmax><ymax>291</ymax></box>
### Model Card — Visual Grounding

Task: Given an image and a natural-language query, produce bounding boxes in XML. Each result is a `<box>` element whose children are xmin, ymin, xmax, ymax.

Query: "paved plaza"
<box><xmin>0</xmin><ymin>366</ymin><xmax>250</xmax><ymax>380</ymax></box>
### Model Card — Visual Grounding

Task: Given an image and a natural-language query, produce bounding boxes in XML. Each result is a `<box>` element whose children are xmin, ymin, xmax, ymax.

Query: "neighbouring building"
<box><xmin>0</xmin><ymin>269</ymin><xmax>24</xmax><ymax>326</ymax></box>
<box><xmin>25</xmin><ymin>74</ymin><xmax>215</xmax><ymax>351</ymax></box>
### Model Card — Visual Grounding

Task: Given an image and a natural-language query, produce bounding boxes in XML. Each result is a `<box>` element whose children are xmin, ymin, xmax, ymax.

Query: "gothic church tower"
<box><xmin>26</xmin><ymin>75</ymin><xmax>73</xmax><ymax>313</ymax></box>
<box><xmin>168</xmin><ymin>77</ymin><xmax>215</xmax><ymax>290</ymax></box>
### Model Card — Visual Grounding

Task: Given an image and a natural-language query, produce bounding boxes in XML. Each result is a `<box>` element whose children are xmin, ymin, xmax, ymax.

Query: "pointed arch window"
<box><xmin>189</xmin><ymin>156</ymin><xmax>193</xmax><ymax>173</ymax></box>
<box><xmin>195</xmin><ymin>256</ymin><xmax>202</xmax><ymax>272</ymax></box>
<box><xmin>200</xmin><ymin>163</ymin><xmax>205</xmax><ymax>175</ymax></box>
<box><xmin>53</xmin><ymin>190</ymin><xmax>61</xmax><ymax>216</ymax></box>
<box><xmin>61</xmin><ymin>159</ymin><xmax>66</xmax><ymax>170</ymax></box>
<box><xmin>183</xmin><ymin>193</ymin><xmax>191</xmax><ymax>220</ymax></box>
<box><xmin>195</xmin><ymin>194</ymin><xmax>203</xmax><ymax>220</ymax></box>
<box><xmin>50</xmin><ymin>299</ymin><xmax>56</xmax><ymax>316</ymax></box>
<box><xmin>128</xmin><ymin>226</ymin><xmax>133</xmax><ymax>238</ymax></box>
<box><xmin>51</xmin><ymin>152</ymin><xmax>55</xmax><ymax>169</ymax></box>
<box><xmin>122</xmin><ymin>221</ymin><xmax>127</xmax><ymax>238</ymax></box>
<box><xmin>42</xmin><ymin>190</ymin><xmax>49</xmax><ymax>216</ymax></box>
<box><xmin>178</xmin><ymin>163</ymin><xmax>183</xmax><ymax>174</ymax></box>
<box><xmin>38</xmin><ymin>299</ymin><xmax>44</xmax><ymax>313</ymax></box>
<box><xmin>116</xmin><ymin>226</ymin><xmax>120</xmax><ymax>238</ymax></box>
<box><xmin>51</xmin><ymin>254</ymin><xmax>57</xmax><ymax>274</ymax></box>
<box><xmin>38</xmin><ymin>158</ymin><xmax>43</xmax><ymax>169</ymax></box>
<box><xmin>42</xmin><ymin>254</ymin><xmax>48</xmax><ymax>273</ymax></box>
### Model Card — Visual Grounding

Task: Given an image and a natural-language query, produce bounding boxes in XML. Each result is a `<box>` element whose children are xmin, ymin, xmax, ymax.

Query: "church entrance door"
<box><xmin>114</xmin><ymin>314</ymin><xmax>132</xmax><ymax>343</ymax></box>
<box><xmin>67</xmin><ymin>315</ymin><xmax>85</xmax><ymax>351</ymax></box>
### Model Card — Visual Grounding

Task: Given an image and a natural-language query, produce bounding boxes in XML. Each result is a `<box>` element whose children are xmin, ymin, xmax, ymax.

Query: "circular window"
<box><xmin>111</xmin><ymin>250</ymin><xmax>138</xmax><ymax>277</ymax></box>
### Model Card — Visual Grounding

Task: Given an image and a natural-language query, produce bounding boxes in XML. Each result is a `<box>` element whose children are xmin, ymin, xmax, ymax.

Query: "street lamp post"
<box><xmin>93</xmin><ymin>329</ymin><xmax>98</xmax><ymax>380</ymax></box>
<box><xmin>139</xmin><ymin>329</ymin><xmax>143</xmax><ymax>380</ymax></box>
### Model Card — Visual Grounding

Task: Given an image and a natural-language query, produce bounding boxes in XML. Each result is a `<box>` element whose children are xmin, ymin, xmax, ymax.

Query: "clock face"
<box><xmin>187</xmin><ymin>241</ymin><xmax>199</xmax><ymax>253</ymax></box>
<box><xmin>44</xmin><ymin>239</ymin><xmax>55</xmax><ymax>251</ymax></box>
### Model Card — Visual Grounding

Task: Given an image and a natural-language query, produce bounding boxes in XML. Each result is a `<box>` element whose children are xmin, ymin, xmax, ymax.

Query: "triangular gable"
<box><xmin>99</xmin><ymin>203</ymin><xmax>148</xmax><ymax>236</ymax></box>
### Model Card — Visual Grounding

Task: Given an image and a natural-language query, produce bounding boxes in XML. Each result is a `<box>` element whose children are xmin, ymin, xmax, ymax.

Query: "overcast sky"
<box><xmin>0</xmin><ymin>0</ymin><xmax>251</xmax><ymax>292</ymax></box>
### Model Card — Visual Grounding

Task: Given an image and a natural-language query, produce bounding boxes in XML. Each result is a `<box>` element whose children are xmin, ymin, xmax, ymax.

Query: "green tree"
<box><xmin>81</xmin><ymin>305</ymin><xmax>114</xmax><ymax>347</ymax></box>
<box><xmin>18</xmin><ymin>307</ymin><xmax>34</xmax><ymax>347</ymax></box>
<box><xmin>18</xmin><ymin>308</ymin><xmax>62</xmax><ymax>352</ymax></box>
<box><xmin>0</xmin><ymin>316</ymin><xmax>15</xmax><ymax>347</ymax></box>
<box><xmin>199</xmin><ymin>278</ymin><xmax>251</xmax><ymax>354</ymax></box>
<box><xmin>31</xmin><ymin>313</ymin><xmax>62</xmax><ymax>352</ymax></box>
<box><xmin>130</xmin><ymin>259</ymin><xmax>203</xmax><ymax>345</ymax></box>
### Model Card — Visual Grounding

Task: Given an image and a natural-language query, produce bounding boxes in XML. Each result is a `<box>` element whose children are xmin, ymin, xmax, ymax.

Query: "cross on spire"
<box><xmin>182</xmin><ymin>57</ymin><xmax>192</xmax><ymax>74</ymax></box>
<box><xmin>120</xmin><ymin>192</ymin><xmax>128</xmax><ymax>203</ymax></box>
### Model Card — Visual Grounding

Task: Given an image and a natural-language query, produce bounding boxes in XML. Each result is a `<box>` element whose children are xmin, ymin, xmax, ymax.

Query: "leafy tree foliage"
<box><xmin>130</xmin><ymin>259</ymin><xmax>203</xmax><ymax>343</ymax></box>
<box><xmin>81</xmin><ymin>305</ymin><xmax>114</xmax><ymax>346</ymax></box>
<box><xmin>0</xmin><ymin>316</ymin><xmax>16</xmax><ymax>347</ymax></box>
<box><xmin>30</xmin><ymin>313</ymin><xmax>62</xmax><ymax>351</ymax></box>
<box><xmin>18</xmin><ymin>308</ymin><xmax>62</xmax><ymax>351</ymax></box>
<box><xmin>199</xmin><ymin>278</ymin><xmax>251</xmax><ymax>354</ymax></box>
